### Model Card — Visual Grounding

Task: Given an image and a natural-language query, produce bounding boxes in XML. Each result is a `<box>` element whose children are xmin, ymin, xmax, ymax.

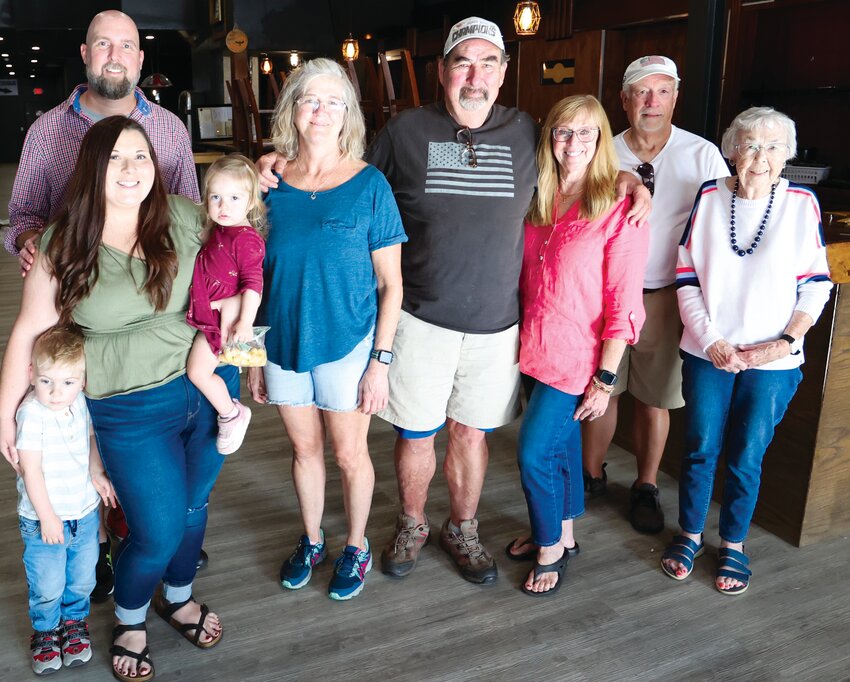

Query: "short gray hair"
<box><xmin>721</xmin><ymin>106</ymin><xmax>797</xmax><ymax>162</ymax></box>
<box><xmin>270</xmin><ymin>58</ymin><xmax>366</xmax><ymax>161</ymax></box>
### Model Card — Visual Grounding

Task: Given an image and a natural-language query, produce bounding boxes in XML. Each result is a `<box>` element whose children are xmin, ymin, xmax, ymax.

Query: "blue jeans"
<box><xmin>20</xmin><ymin>508</ymin><xmax>99</xmax><ymax>632</ymax></box>
<box><xmin>517</xmin><ymin>379</ymin><xmax>584</xmax><ymax>547</ymax></box>
<box><xmin>679</xmin><ymin>352</ymin><xmax>801</xmax><ymax>542</ymax></box>
<box><xmin>87</xmin><ymin>367</ymin><xmax>238</xmax><ymax>624</ymax></box>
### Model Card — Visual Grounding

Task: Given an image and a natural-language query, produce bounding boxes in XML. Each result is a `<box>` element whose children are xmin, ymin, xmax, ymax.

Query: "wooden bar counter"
<box><xmin>617</xmin><ymin>241</ymin><xmax>850</xmax><ymax>547</ymax></box>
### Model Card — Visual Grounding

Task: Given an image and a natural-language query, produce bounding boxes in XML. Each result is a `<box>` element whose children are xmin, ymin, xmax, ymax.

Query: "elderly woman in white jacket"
<box><xmin>661</xmin><ymin>106</ymin><xmax>832</xmax><ymax>595</ymax></box>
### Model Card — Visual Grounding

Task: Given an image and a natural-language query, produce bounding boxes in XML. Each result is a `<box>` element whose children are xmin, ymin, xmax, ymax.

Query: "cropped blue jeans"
<box><xmin>678</xmin><ymin>352</ymin><xmax>801</xmax><ymax>543</ymax></box>
<box><xmin>87</xmin><ymin>367</ymin><xmax>238</xmax><ymax>624</ymax></box>
<box><xmin>517</xmin><ymin>379</ymin><xmax>584</xmax><ymax>547</ymax></box>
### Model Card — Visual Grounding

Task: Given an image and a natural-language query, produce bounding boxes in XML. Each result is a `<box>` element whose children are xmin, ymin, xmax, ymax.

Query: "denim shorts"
<box><xmin>263</xmin><ymin>330</ymin><xmax>373</xmax><ymax>412</ymax></box>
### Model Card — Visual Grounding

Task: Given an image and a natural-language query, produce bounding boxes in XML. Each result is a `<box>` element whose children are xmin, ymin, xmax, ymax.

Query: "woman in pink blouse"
<box><xmin>508</xmin><ymin>95</ymin><xmax>649</xmax><ymax>596</ymax></box>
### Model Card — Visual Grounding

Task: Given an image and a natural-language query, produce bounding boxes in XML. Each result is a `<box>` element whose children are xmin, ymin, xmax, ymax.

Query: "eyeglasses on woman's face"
<box><xmin>551</xmin><ymin>127</ymin><xmax>600</xmax><ymax>143</ymax></box>
<box><xmin>295</xmin><ymin>96</ymin><xmax>347</xmax><ymax>114</ymax></box>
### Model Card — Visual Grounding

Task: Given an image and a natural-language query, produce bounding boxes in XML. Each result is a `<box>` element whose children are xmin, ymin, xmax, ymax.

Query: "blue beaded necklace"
<box><xmin>729</xmin><ymin>178</ymin><xmax>776</xmax><ymax>257</ymax></box>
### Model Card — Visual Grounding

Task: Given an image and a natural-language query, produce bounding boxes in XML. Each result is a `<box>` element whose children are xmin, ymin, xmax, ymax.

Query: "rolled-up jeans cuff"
<box><xmin>115</xmin><ymin>599</ymin><xmax>151</xmax><ymax>625</ymax></box>
<box><xmin>162</xmin><ymin>582</ymin><xmax>193</xmax><ymax>604</ymax></box>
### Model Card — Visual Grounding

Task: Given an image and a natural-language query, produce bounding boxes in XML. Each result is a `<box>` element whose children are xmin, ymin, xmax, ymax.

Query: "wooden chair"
<box><xmin>235</xmin><ymin>77</ymin><xmax>265</xmax><ymax>160</ymax></box>
<box><xmin>378</xmin><ymin>49</ymin><xmax>421</xmax><ymax>117</ymax></box>
<box><xmin>225</xmin><ymin>79</ymin><xmax>250</xmax><ymax>156</ymax></box>
<box><xmin>346</xmin><ymin>56</ymin><xmax>386</xmax><ymax>139</ymax></box>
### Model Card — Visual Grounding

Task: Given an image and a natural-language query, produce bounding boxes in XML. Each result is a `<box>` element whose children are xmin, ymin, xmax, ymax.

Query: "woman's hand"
<box><xmin>573</xmin><ymin>383</ymin><xmax>612</xmax><ymax>422</ymax></box>
<box><xmin>738</xmin><ymin>340</ymin><xmax>790</xmax><ymax>368</ymax></box>
<box><xmin>247</xmin><ymin>367</ymin><xmax>268</xmax><ymax>404</ymax></box>
<box><xmin>357</xmin><ymin>362</ymin><xmax>389</xmax><ymax>415</ymax></box>
<box><xmin>91</xmin><ymin>470</ymin><xmax>117</xmax><ymax>508</ymax></box>
<box><xmin>706</xmin><ymin>339</ymin><xmax>748</xmax><ymax>373</ymax></box>
<box><xmin>256</xmin><ymin>152</ymin><xmax>288</xmax><ymax>192</ymax></box>
<box><xmin>0</xmin><ymin>417</ymin><xmax>21</xmax><ymax>474</ymax></box>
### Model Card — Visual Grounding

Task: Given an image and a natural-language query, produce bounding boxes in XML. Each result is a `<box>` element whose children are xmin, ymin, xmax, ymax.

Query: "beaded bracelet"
<box><xmin>591</xmin><ymin>376</ymin><xmax>615</xmax><ymax>394</ymax></box>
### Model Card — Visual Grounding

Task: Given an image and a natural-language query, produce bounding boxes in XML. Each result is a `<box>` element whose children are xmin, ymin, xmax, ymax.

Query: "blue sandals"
<box><xmin>715</xmin><ymin>547</ymin><xmax>752</xmax><ymax>596</ymax></box>
<box><xmin>660</xmin><ymin>535</ymin><xmax>705</xmax><ymax>580</ymax></box>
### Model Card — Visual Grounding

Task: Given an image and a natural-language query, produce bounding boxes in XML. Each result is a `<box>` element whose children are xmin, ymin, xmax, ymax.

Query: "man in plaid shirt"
<box><xmin>5</xmin><ymin>9</ymin><xmax>199</xmax><ymax>272</ymax></box>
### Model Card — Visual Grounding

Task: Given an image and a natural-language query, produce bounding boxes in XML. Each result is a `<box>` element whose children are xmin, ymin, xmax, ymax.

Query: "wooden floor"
<box><xmin>1</xmin><ymin>165</ymin><xmax>849</xmax><ymax>680</ymax></box>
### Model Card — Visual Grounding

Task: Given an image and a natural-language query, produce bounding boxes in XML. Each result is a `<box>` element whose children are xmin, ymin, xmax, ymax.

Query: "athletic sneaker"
<box><xmin>216</xmin><ymin>400</ymin><xmax>252</xmax><ymax>455</ymax></box>
<box><xmin>280</xmin><ymin>531</ymin><xmax>327</xmax><ymax>590</ymax></box>
<box><xmin>30</xmin><ymin>629</ymin><xmax>61</xmax><ymax>676</ymax></box>
<box><xmin>90</xmin><ymin>540</ymin><xmax>114</xmax><ymax>603</ymax></box>
<box><xmin>328</xmin><ymin>539</ymin><xmax>372</xmax><ymax>601</ymax></box>
<box><xmin>60</xmin><ymin>619</ymin><xmax>92</xmax><ymax>668</ymax></box>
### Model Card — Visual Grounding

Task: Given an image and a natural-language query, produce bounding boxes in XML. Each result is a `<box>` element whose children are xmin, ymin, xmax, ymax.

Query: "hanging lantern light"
<box><xmin>513</xmin><ymin>1</ymin><xmax>541</xmax><ymax>36</ymax></box>
<box><xmin>342</xmin><ymin>34</ymin><xmax>359</xmax><ymax>62</ymax></box>
<box><xmin>260</xmin><ymin>54</ymin><xmax>273</xmax><ymax>75</ymax></box>
<box><xmin>289</xmin><ymin>51</ymin><xmax>300</xmax><ymax>67</ymax></box>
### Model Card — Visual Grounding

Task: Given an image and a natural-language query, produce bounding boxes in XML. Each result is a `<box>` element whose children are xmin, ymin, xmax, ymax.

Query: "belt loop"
<box><xmin>68</xmin><ymin>520</ymin><xmax>77</xmax><ymax>537</ymax></box>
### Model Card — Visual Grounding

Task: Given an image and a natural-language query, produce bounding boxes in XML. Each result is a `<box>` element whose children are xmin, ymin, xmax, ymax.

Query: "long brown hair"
<box><xmin>45</xmin><ymin>116</ymin><xmax>176</xmax><ymax>323</ymax></box>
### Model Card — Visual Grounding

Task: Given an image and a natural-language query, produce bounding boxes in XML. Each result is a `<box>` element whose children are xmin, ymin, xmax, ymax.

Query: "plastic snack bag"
<box><xmin>219</xmin><ymin>326</ymin><xmax>270</xmax><ymax>367</ymax></box>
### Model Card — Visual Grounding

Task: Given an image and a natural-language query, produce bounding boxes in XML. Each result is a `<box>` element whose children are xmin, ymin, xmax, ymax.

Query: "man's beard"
<box><xmin>459</xmin><ymin>87</ymin><xmax>490</xmax><ymax>111</ymax></box>
<box><xmin>87</xmin><ymin>63</ymin><xmax>138</xmax><ymax>100</ymax></box>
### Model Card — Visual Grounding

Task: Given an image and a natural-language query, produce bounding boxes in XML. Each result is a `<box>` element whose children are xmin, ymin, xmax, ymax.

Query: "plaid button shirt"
<box><xmin>6</xmin><ymin>84</ymin><xmax>200</xmax><ymax>255</ymax></box>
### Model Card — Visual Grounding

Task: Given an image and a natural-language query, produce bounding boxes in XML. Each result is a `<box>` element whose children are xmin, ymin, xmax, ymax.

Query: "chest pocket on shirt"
<box><xmin>321</xmin><ymin>219</ymin><xmax>357</xmax><ymax>231</ymax></box>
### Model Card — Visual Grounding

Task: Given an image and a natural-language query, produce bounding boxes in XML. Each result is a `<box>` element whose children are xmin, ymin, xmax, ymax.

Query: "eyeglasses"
<box><xmin>734</xmin><ymin>143</ymin><xmax>790</xmax><ymax>158</ymax></box>
<box><xmin>296</xmin><ymin>97</ymin><xmax>347</xmax><ymax>113</ymax></box>
<box><xmin>551</xmin><ymin>127</ymin><xmax>600</xmax><ymax>143</ymax></box>
<box><xmin>457</xmin><ymin>127</ymin><xmax>477</xmax><ymax>168</ymax></box>
<box><xmin>636</xmin><ymin>162</ymin><xmax>655</xmax><ymax>197</ymax></box>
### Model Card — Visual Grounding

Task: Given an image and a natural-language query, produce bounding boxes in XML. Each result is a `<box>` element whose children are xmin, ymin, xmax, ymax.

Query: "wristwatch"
<box><xmin>370</xmin><ymin>348</ymin><xmax>394</xmax><ymax>364</ymax></box>
<box><xmin>779</xmin><ymin>334</ymin><xmax>801</xmax><ymax>355</ymax></box>
<box><xmin>595</xmin><ymin>369</ymin><xmax>618</xmax><ymax>386</ymax></box>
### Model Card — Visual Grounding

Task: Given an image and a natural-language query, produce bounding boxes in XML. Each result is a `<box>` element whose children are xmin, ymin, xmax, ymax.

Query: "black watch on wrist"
<box><xmin>779</xmin><ymin>334</ymin><xmax>801</xmax><ymax>355</ymax></box>
<box><xmin>370</xmin><ymin>348</ymin><xmax>394</xmax><ymax>364</ymax></box>
<box><xmin>595</xmin><ymin>369</ymin><xmax>618</xmax><ymax>386</ymax></box>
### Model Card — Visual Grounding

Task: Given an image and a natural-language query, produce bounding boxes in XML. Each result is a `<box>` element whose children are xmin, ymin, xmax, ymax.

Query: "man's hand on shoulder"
<box><xmin>16</xmin><ymin>232</ymin><xmax>38</xmax><ymax>278</ymax></box>
<box><xmin>256</xmin><ymin>152</ymin><xmax>287</xmax><ymax>192</ymax></box>
<box><xmin>615</xmin><ymin>171</ymin><xmax>652</xmax><ymax>227</ymax></box>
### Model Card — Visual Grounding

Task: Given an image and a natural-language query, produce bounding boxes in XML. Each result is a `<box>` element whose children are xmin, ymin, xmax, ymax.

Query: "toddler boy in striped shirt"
<box><xmin>15</xmin><ymin>327</ymin><xmax>115</xmax><ymax>675</ymax></box>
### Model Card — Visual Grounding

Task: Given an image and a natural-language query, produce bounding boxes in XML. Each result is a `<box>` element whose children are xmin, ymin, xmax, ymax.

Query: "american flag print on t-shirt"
<box><xmin>424</xmin><ymin>141</ymin><xmax>516</xmax><ymax>197</ymax></box>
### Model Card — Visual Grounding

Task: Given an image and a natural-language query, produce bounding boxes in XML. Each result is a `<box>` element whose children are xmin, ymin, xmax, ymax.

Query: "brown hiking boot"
<box><xmin>439</xmin><ymin>518</ymin><xmax>498</xmax><ymax>584</ymax></box>
<box><xmin>381</xmin><ymin>513</ymin><xmax>430</xmax><ymax>578</ymax></box>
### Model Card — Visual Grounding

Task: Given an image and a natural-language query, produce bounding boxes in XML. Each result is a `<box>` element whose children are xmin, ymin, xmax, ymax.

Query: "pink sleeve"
<box><xmin>601</xmin><ymin>199</ymin><xmax>650</xmax><ymax>343</ymax></box>
<box><xmin>235</xmin><ymin>230</ymin><xmax>266</xmax><ymax>295</ymax></box>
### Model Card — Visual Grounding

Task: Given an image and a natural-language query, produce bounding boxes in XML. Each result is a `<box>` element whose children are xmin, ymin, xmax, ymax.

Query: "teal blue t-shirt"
<box><xmin>260</xmin><ymin>164</ymin><xmax>407</xmax><ymax>372</ymax></box>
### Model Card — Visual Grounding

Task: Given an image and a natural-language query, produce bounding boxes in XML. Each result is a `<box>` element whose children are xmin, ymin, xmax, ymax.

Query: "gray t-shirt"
<box><xmin>367</xmin><ymin>102</ymin><xmax>538</xmax><ymax>334</ymax></box>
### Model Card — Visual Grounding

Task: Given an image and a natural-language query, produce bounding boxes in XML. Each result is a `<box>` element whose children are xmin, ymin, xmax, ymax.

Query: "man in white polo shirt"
<box><xmin>582</xmin><ymin>56</ymin><xmax>729</xmax><ymax>534</ymax></box>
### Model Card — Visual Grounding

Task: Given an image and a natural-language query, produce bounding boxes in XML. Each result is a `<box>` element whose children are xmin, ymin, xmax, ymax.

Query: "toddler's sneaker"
<box><xmin>216</xmin><ymin>400</ymin><xmax>252</xmax><ymax>455</ymax></box>
<box><xmin>30</xmin><ymin>629</ymin><xmax>61</xmax><ymax>675</ymax></box>
<box><xmin>60</xmin><ymin>619</ymin><xmax>92</xmax><ymax>668</ymax></box>
<box><xmin>328</xmin><ymin>539</ymin><xmax>372</xmax><ymax>601</ymax></box>
<box><xmin>280</xmin><ymin>531</ymin><xmax>327</xmax><ymax>589</ymax></box>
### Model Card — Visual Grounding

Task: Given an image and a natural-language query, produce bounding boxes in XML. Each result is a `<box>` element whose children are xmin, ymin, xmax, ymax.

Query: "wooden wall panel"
<box><xmin>516</xmin><ymin>30</ymin><xmax>604</xmax><ymax>125</ymax></box>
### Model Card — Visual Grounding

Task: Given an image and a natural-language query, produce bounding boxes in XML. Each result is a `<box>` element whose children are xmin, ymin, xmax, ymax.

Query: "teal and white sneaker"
<box><xmin>280</xmin><ymin>531</ymin><xmax>326</xmax><ymax>590</ymax></box>
<box><xmin>328</xmin><ymin>539</ymin><xmax>372</xmax><ymax>601</ymax></box>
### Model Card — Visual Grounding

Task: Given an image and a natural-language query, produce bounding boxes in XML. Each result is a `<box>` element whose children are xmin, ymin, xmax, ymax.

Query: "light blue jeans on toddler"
<box><xmin>20</xmin><ymin>507</ymin><xmax>99</xmax><ymax>632</ymax></box>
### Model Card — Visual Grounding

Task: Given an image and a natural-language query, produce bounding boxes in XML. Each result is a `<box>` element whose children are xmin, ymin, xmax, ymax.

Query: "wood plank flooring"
<box><xmin>0</xmin><ymin>166</ymin><xmax>849</xmax><ymax>679</ymax></box>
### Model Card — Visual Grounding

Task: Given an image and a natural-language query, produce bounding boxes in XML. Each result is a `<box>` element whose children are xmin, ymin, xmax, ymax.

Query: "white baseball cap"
<box><xmin>443</xmin><ymin>17</ymin><xmax>505</xmax><ymax>57</ymax></box>
<box><xmin>622</xmin><ymin>55</ymin><xmax>680</xmax><ymax>87</ymax></box>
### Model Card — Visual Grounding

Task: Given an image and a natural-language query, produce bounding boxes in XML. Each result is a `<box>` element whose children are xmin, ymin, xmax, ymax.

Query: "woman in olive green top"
<box><xmin>0</xmin><ymin>117</ymin><xmax>236</xmax><ymax>682</ymax></box>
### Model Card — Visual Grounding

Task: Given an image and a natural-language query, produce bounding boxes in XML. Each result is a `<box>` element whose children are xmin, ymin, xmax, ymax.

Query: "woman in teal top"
<box><xmin>249</xmin><ymin>58</ymin><xmax>406</xmax><ymax>601</ymax></box>
<box><xmin>0</xmin><ymin>117</ymin><xmax>236</xmax><ymax>681</ymax></box>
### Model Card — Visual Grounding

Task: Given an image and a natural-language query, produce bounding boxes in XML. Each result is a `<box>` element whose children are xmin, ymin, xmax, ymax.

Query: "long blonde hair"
<box><xmin>527</xmin><ymin>95</ymin><xmax>619</xmax><ymax>225</ymax></box>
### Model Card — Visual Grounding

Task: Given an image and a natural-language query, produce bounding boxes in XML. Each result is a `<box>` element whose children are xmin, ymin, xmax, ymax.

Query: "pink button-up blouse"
<box><xmin>520</xmin><ymin>196</ymin><xmax>649</xmax><ymax>395</ymax></box>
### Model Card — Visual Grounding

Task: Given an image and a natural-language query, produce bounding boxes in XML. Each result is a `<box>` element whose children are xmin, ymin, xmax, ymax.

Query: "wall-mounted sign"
<box><xmin>541</xmin><ymin>59</ymin><xmax>575</xmax><ymax>85</ymax></box>
<box><xmin>0</xmin><ymin>79</ymin><xmax>18</xmax><ymax>96</ymax></box>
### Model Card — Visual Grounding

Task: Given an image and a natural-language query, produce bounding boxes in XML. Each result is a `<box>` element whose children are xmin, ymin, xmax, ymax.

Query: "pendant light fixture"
<box><xmin>342</xmin><ymin>34</ymin><xmax>359</xmax><ymax>61</ymax></box>
<box><xmin>260</xmin><ymin>54</ymin><xmax>273</xmax><ymax>74</ymax></box>
<box><xmin>513</xmin><ymin>1</ymin><xmax>542</xmax><ymax>36</ymax></box>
